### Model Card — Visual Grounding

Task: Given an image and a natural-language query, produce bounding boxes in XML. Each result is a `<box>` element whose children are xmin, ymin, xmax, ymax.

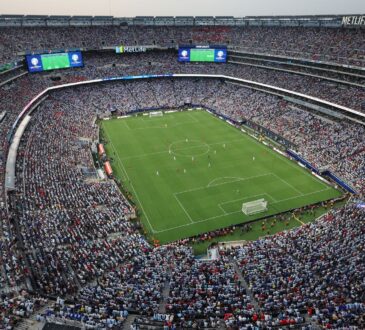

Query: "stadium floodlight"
<box><xmin>242</xmin><ymin>198</ymin><xmax>268</xmax><ymax>215</ymax></box>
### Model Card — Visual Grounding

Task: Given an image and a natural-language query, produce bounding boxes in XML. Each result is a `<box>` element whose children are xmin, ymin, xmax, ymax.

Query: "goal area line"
<box><xmin>154</xmin><ymin>186</ymin><xmax>331</xmax><ymax>234</ymax></box>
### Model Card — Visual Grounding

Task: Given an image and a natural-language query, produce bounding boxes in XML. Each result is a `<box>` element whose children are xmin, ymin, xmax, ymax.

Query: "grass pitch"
<box><xmin>102</xmin><ymin>110</ymin><xmax>341</xmax><ymax>243</ymax></box>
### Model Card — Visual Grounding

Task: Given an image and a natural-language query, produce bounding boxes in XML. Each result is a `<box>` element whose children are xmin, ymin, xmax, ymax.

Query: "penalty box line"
<box><xmin>175</xmin><ymin>173</ymin><xmax>275</xmax><ymax>195</ymax></box>
<box><xmin>173</xmin><ymin>190</ymin><xmax>275</xmax><ymax>227</ymax></box>
<box><xmin>173</xmin><ymin>173</ymin><xmax>275</xmax><ymax>224</ymax></box>
<box><xmin>154</xmin><ymin>186</ymin><xmax>331</xmax><ymax>234</ymax></box>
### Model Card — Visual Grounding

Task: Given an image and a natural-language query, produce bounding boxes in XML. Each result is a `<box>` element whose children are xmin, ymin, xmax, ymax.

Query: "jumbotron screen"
<box><xmin>26</xmin><ymin>51</ymin><xmax>83</xmax><ymax>73</ymax></box>
<box><xmin>178</xmin><ymin>46</ymin><xmax>227</xmax><ymax>63</ymax></box>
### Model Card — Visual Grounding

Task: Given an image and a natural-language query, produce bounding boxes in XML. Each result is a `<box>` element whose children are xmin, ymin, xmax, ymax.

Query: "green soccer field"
<box><xmin>101</xmin><ymin>110</ymin><xmax>342</xmax><ymax>243</ymax></box>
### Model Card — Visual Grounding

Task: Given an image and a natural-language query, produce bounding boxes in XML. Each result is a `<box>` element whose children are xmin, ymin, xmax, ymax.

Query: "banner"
<box><xmin>115</xmin><ymin>46</ymin><xmax>147</xmax><ymax>53</ymax></box>
<box><xmin>342</xmin><ymin>15</ymin><xmax>365</xmax><ymax>26</ymax></box>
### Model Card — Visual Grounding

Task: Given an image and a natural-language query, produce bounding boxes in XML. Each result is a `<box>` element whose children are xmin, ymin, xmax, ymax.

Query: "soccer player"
<box><xmin>156</xmin><ymin>171</ymin><xmax>159</xmax><ymax>176</ymax></box>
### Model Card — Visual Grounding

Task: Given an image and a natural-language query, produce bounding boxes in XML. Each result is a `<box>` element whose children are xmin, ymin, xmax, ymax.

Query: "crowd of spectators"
<box><xmin>0</xmin><ymin>73</ymin><xmax>92</xmax><ymax>301</ymax></box>
<box><xmin>232</xmin><ymin>204</ymin><xmax>365</xmax><ymax>328</ymax></box>
<box><xmin>2</xmin><ymin>78</ymin><xmax>364</xmax><ymax>328</ymax></box>
<box><xmin>56</xmin><ymin>51</ymin><xmax>365</xmax><ymax>113</ymax></box>
<box><xmin>0</xmin><ymin>291</ymin><xmax>48</xmax><ymax>329</ymax></box>
<box><xmin>0</xmin><ymin>27</ymin><xmax>364</xmax><ymax>328</ymax></box>
<box><xmin>0</xmin><ymin>25</ymin><xmax>364</xmax><ymax>66</ymax></box>
<box><xmin>165</xmin><ymin>246</ymin><xmax>249</xmax><ymax>328</ymax></box>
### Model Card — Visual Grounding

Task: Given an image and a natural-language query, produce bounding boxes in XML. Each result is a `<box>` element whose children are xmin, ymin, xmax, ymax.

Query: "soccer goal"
<box><xmin>242</xmin><ymin>198</ymin><xmax>268</xmax><ymax>215</ymax></box>
<box><xmin>149</xmin><ymin>111</ymin><xmax>163</xmax><ymax>117</ymax></box>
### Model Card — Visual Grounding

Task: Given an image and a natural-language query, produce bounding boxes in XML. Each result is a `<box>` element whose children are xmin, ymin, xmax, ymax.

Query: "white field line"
<box><xmin>218</xmin><ymin>193</ymin><xmax>274</xmax><ymax>212</ymax></box>
<box><xmin>209</xmin><ymin>113</ymin><xmax>329</xmax><ymax>190</ymax></box>
<box><xmin>120</xmin><ymin>138</ymin><xmax>243</xmax><ymax>161</ymax></box>
<box><xmin>122</xmin><ymin>112</ymin><xmax>199</xmax><ymax>130</ymax></box>
<box><xmin>153</xmin><ymin>186</ymin><xmax>331</xmax><ymax>234</ymax></box>
<box><xmin>104</xmin><ymin>129</ymin><xmax>157</xmax><ymax>234</ymax></box>
<box><xmin>176</xmin><ymin>173</ymin><xmax>274</xmax><ymax>195</ymax></box>
<box><xmin>185</xmin><ymin>112</ymin><xmax>200</xmax><ymax>124</ymax></box>
<box><xmin>272</xmin><ymin>186</ymin><xmax>330</xmax><ymax>204</ymax></box>
<box><xmin>247</xmin><ymin>130</ymin><xmax>330</xmax><ymax>189</ymax></box>
<box><xmin>168</xmin><ymin>140</ymin><xmax>210</xmax><ymax>157</ymax></box>
<box><xmin>265</xmin><ymin>192</ymin><xmax>279</xmax><ymax>202</ymax></box>
<box><xmin>207</xmin><ymin>176</ymin><xmax>243</xmax><ymax>187</ymax></box>
<box><xmin>271</xmin><ymin>173</ymin><xmax>303</xmax><ymax>196</ymax></box>
<box><xmin>122</xmin><ymin>120</ymin><xmax>131</xmax><ymax>130</ymax></box>
<box><xmin>218</xmin><ymin>204</ymin><xmax>228</xmax><ymax>215</ymax></box>
<box><xmin>173</xmin><ymin>194</ymin><xmax>194</xmax><ymax>224</ymax></box>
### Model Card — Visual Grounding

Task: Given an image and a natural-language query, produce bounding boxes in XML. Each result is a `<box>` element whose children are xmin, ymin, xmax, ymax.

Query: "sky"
<box><xmin>0</xmin><ymin>0</ymin><xmax>364</xmax><ymax>17</ymax></box>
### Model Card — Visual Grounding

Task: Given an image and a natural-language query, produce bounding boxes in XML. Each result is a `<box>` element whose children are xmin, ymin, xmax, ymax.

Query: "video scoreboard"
<box><xmin>178</xmin><ymin>46</ymin><xmax>227</xmax><ymax>63</ymax></box>
<box><xmin>26</xmin><ymin>51</ymin><xmax>83</xmax><ymax>73</ymax></box>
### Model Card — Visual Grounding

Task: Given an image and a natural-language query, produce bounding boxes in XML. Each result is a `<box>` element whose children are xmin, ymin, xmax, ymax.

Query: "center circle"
<box><xmin>169</xmin><ymin>140</ymin><xmax>210</xmax><ymax>157</ymax></box>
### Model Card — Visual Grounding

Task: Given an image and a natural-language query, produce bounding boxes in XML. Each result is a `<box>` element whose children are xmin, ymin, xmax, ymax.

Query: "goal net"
<box><xmin>149</xmin><ymin>111</ymin><xmax>163</xmax><ymax>117</ymax></box>
<box><xmin>242</xmin><ymin>198</ymin><xmax>268</xmax><ymax>215</ymax></box>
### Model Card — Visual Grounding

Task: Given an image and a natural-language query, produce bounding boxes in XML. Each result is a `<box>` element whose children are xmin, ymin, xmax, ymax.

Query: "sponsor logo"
<box><xmin>342</xmin><ymin>15</ymin><xmax>365</xmax><ymax>26</ymax></box>
<box><xmin>116</xmin><ymin>46</ymin><xmax>147</xmax><ymax>53</ymax></box>
<box><xmin>71</xmin><ymin>54</ymin><xmax>79</xmax><ymax>62</ymax></box>
<box><xmin>216</xmin><ymin>50</ymin><xmax>225</xmax><ymax>59</ymax></box>
<box><xmin>31</xmin><ymin>57</ymin><xmax>39</xmax><ymax>66</ymax></box>
<box><xmin>181</xmin><ymin>50</ymin><xmax>189</xmax><ymax>58</ymax></box>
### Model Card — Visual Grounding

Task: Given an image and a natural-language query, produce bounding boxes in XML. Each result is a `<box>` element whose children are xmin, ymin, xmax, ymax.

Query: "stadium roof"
<box><xmin>0</xmin><ymin>14</ymin><xmax>363</xmax><ymax>28</ymax></box>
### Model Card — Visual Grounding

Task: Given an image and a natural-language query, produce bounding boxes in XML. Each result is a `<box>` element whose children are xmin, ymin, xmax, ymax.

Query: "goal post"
<box><xmin>242</xmin><ymin>198</ymin><xmax>268</xmax><ymax>215</ymax></box>
<box><xmin>149</xmin><ymin>111</ymin><xmax>163</xmax><ymax>117</ymax></box>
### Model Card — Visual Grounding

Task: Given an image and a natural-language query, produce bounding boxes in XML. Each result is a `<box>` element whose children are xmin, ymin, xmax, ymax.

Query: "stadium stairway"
<box><xmin>158</xmin><ymin>269</ymin><xmax>172</xmax><ymax>314</ymax></box>
<box><xmin>15</xmin><ymin>301</ymin><xmax>55</xmax><ymax>330</ymax></box>
<box><xmin>122</xmin><ymin>315</ymin><xmax>137</xmax><ymax>330</ymax></box>
<box><xmin>231</xmin><ymin>261</ymin><xmax>260</xmax><ymax>312</ymax></box>
<box><xmin>231</xmin><ymin>260</ymin><xmax>313</xmax><ymax>327</ymax></box>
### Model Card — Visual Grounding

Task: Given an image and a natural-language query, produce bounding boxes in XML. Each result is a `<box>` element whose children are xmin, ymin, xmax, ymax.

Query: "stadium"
<box><xmin>0</xmin><ymin>4</ymin><xmax>364</xmax><ymax>330</ymax></box>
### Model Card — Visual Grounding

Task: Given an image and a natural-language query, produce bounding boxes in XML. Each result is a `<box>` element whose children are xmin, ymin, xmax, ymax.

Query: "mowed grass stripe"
<box><xmin>102</xmin><ymin>110</ymin><xmax>342</xmax><ymax>243</ymax></box>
